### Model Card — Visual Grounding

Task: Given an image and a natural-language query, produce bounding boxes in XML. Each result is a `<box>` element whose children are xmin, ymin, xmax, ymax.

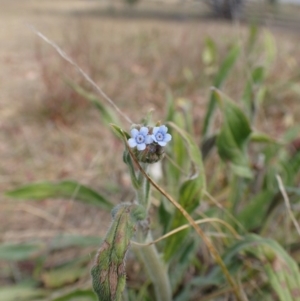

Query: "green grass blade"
<box><xmin>165</xmin><ymin>90</ymin><xmax>175</xmax><ymax>122</ymax></box>
<box><xmin>222</xmin><ymin>234</ymin><xmax>300</xmax><ymax>301</ymax></box>
<box><xmin>110</xmin><ymin>124</ymin><xmax>130</xmax><ymax>140</ymax></box>
<box><xmin>168</xmin><ymin>122</ymin><xmax>206</xmax><ymax>180</ymax></box>
<box><xmin>246</xmin><ymin>24</ymin><xmax>259</xmax><ymax>53</ymax></box>
<box><xmin>67</xmin><ymin>80</ymin><xmax>119</xmax><ymax>125</ymax></box>
<box><xmin>202</xmin><ymin>45</ymin><xmax>240</xmax><ymax>137</ymax></box>
<box><xmin>242</xmin><ymin>66</ymin><xmax>265</xmax><ymax>118</ymax></box>
<box><xmin>5</xmin><ymin>180</ymin><xmax>113</xmax><ymax>211</ymax></box>
<box><xmin>49</xmin><ymin>234</ymin><xmax>101</xmax><ymax>250</ymax></box>
<box><xmin>50</xmin><ymin>290</ymin><xmax>96</xmax><ymax>301</ymax></box>
<box><xmin>42</xmin><ymin>264</ymin><xmax>87</xmax><ymax>289</ymax></box>
<box><xmin>214</xmin><ymin>90</ymin><xmax>252</xmax><ymax>178</ymax></box>
<box><xmin>166</xmin><ymin>112</ymin><xmax>188</xmax><ymax>190</ymax></box>
<box><xmin>0</xmin><ymin>242</ymin><xmax>44</xmax><ymax>261</ymax></box>
<box><xmin>0</xmin><ymin>285</ymin><xmax>46</xmax><ymax>301</ymax></box>
<box><xmin>202</xmin><ymin>37</ymin><xmax>217</xmax><ymax>66</ymax></box>
<box><xmin>236</xmin><ymin>190</ymin><xmax>274</xmax><ymax>230</ymax></box>
<box><xmin>164</xmin><ymin>177</ymin><xmax>203</xmax><ymax>261</ymax></box>
<box><xmin>164</xmin><ymin>123</ymin><xmax>206</xmax><ymax>261</ymax></box>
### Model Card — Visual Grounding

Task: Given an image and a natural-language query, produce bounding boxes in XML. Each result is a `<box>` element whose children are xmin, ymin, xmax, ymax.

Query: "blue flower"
<box><xmin>128</xmin><ymin>127</ymin><xmax>153</xmax><ymax>151</ymax></box>
<box><xmin>151</xmin><ymin>125</ymin><xmax>172</xmax><ymax>146</ymax></box>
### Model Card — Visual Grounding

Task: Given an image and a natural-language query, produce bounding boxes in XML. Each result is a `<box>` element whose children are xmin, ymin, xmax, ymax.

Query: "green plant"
<box><xmin>3</xmin><ymin>26</ymin><xmax>300</xmax><ymax>301</ymax></box>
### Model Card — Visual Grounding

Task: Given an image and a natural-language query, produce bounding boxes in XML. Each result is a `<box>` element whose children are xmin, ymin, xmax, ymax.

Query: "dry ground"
<box><xmin>0</xmin><ymin>0</ymin><xmax>299</xmax><ymax>252</ymax></box>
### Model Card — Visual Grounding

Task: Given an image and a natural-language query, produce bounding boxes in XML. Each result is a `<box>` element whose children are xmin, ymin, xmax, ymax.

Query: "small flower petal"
<box><xmin>153</xmin><ymin>127</ymin><xmax>159</xmax><ymax>135</ymax></box>
<box><xmin>140</xmin><ymin>127</ymin><xmax>149</xmax><ymax>136</ymax></box>
<box><xmin>164</xmin><ymin>133</ymin><xmax>172</xmax><ymax>142</ymax></box>
<box><xmin>145</xmin><ymin>135</ymin><xmax>153</xmax><ymax>144</ymax></box>
<box><xmin>128</xmin><ymin>138</ymin><xmax>137</xmax><ymax>148</ymax></box>
<box><xmin>137</xmin><ymin>143</ymin><xmax>146</xmax><ymax>151</ymax></box>
<box><xmin>151</xmin><ymin>134</ymin><xmax>158</xmax><ymax>143</ymax></box>
<box><xmin>157</xmin><ymin>141</ymin><xmax>167</xmax><ymax>146</ymax></box>
<box><xmin>131</xmin><ymin>128</ymin><xmax>139</xmax><ymax>138</ymax></box>
<box><xmin>160</xmin><ymin>125</ymin><xmax>168</xmax><ymax>134</ymax></box>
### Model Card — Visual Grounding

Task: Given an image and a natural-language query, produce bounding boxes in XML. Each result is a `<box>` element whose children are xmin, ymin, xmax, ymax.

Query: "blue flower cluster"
<box><xmin>128</xmin><ymin>125</ymin><xmax>172</xmax><ymax>151</ymax></box>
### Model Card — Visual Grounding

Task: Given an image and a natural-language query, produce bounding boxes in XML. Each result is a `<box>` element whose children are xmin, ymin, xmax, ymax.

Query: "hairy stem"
<box><xmin>137</xmin><ymin>231</ymin><xmax>172</xmax><ymax>301</ymax></box>
<box><xmin>135</xmin><ymin>165</ymin><xmax>172</xmax><ymax>301</ymax></box>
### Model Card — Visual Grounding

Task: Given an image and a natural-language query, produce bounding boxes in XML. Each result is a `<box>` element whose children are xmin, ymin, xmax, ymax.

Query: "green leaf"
<box><xmin>165</xmin><ymin>113</ymin><xmax>188</xmax><ymax>193</ymax></box>
<box><xmin>42</xmin><ymin>265</ymin><xmax>87</xmax><ymax>289</ymax></box>
<box><xmin>110</xmin><ymin>124</ymin><xmax>130</xmax><ymax>140</ymax></box>
<box><xmin>6</xmin><ymin>180</ymin><xmax>113</xmax><ymax>211</ymax></box>
<box><xmin>67</xmin><ymin>80</ymin><xmax>119</xmax><ymax>125</ymax></box>
<box><xmin>283</xmin><ymin>152</ymin><xmax>300</xmax><ymax>185</ymax></box>
<box><xmin>222</xmin><ymin>234</ymin><xmax>300</xmax><ymax>301</ymax></box>
<box><xmin>200</xmin><ymin>135</ymin><xmax>217</xmax><ymax>160</ymax></box>
<box><xmin>91</xmin><ymin>204</ymin><xmax>141</xmax><ymax>301</ymax></box>
<box><xmin>214</xmin><ymin>45</ymin><xmax>241</xmax><ymax>88</ymax></box>
<box><xmin>202</xmin><ymin>37</ymin><xmax>217</xmax><ymax>65</ymax></box>
<box><xmin>242</xmin><ymin>66</ymin><xmax>265</xmax><ymax>118</ymax></box>
<box><xmin>246</xmin><ymin>24</ymin><xmax>259</xmax><ymax>53</ymax></box>
<box><xmin>50</xmin><ymin>290</ymin><xmax>96</xmax><ymax>301</ymax></box>
<box><xmin>230</xmin><ymin>164</ymin><xmax>253</xmax><ymax>178</ymax></box>
<box><xmin>202</xmin><ymin>44</ymin><xmax>240</xmax><ymax>137</ymax></box>
<box><xmin>158</xmin><ymin>198</ymin><xmax>172</xmax><ymax>234</ymax></box>
<box><xmin>164</xmin><ymin>178</ymin><xmax>203</xmax><ymax>261</ymax></box>
<box><xmin>165</xmin><ymin>90</ymin><xmax>175</xmax><ymax>122</ymax></box>
<box><xmin>168</xmin><ymin>122</ymin><xmax>206</xmax><ymax>181</ymax></box>
<box><xmin>123</xmin><ymin>149</ymin><xmax>139</xmax><ymax>189</ymax></box>
<box><xmin>215</xmin><ymin>91</ymin><xmax>252</xmax><ymax>178</ymax></box>
<box><xmin>169</xmin><ymin>238</ymin><xmax>198</xmax><ymax>291</ymax></box>
<box><xmin>264</xmin><ymin>30</ymin><xmax>276</xmax><ymax>65</ymax></box>
<box><xmin>0</xmin><ymin>285</ymin><xmax>46</xmax><ymax>301</ymax></box>
<box><xmin>217</xmin><ymin>125</ymin><xmax>247</xmax><ymax>165</ymax></box>
<box><xmin>50</xmin><ymin>234</ymin><xmax>101</xmax><ymax>250</ymax></box>
<box><xmin>250</xmin><ymin>131</ymin><xmax>279</xmax><ymax>144</ymax></box>
<box><xmin>164</xmin><ymin>123</ymin><xmax>206</xmax><ymax>261</ymax></box>
<box><xmin>0</xmin><ymin>243</ymin><xmax>43</xmax><ymax>261</ymax></box>
<box><xmin>253</xmin><ymin>66</ymin><xmax>265</xmax><ymax>83</ymax></box>
<box><xmin>283</xmin><ymin>124</ymin><xmax>300</xmax><ymax>142</ymax></box>
<box><xmin>236</xmin><ymin>190</ymin><xmax>274</xmax><ymax>230</ymax></box>
<box><xmin>219</xmin><ymin>94</ymin><xmax>252</xmax><ymax>147</ymax></box>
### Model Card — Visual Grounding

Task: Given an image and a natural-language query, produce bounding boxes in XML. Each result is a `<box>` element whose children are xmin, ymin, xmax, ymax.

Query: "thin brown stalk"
<box><xmin>132</xmin><ymin>217</ymin><xmax>241</xmax><ymax>247</ymax></box>
<box><xmin>28</xmin><ymin>25</ymin><xmax>133</xmax><ymax>125</ymax></box>
<box><xmin>204</xmin><ymin>191</ymin><xmax>247</xmax><ymax>233</ymax></box>
<box><xmin>276</xmin><ymin>174</ymin><xmax>300</xmax><ymax>236</ymax></box>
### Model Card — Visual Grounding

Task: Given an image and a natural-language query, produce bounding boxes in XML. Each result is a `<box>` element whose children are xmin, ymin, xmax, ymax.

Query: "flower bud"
<box><xmin>133</xmin><ymin>143</ymin><xmax>165</xmax><ymax>164</ymax></box>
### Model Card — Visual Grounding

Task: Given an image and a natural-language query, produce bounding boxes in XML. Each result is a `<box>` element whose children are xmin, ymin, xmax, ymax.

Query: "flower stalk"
<box><xmin>125</xmin><ymin>125</ymin><xmax>172</xmax><ymax>301</ymax></box>
<box><xmin>134</xmin><ymin>165</ymin><xmax>172</xmax><ymax>301</ymax></box>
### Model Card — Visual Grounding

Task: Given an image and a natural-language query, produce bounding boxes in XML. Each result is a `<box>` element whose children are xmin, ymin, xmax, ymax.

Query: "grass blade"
<box><xmin>202</xmin><ymin>45</ymin><xmax>240</xmax><ymax>137</ymax></box>
<box><xmin>5</xmin><ymin>180</ymin><xmax>113</xmax><ymax>211</ymax></box>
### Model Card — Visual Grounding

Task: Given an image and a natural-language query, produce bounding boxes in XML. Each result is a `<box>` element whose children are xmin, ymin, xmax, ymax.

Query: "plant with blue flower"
<box><xmin>151</xmin><ymin>125</ymin><xmax>172</xmax><ymax>146</ymax></box>
<box><xmin>127</xmin><ymin>124</ymin><xmax>172</xmax><ymax>163</ymax></box>
<box><xmin>128</xmin><ymin>126</ymin><xmax>153</xmax><ymax>151</ymax></box>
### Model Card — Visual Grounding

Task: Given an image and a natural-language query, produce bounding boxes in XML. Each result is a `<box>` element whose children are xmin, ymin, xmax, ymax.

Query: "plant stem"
<box><xmin>136</xmin><ymin>163</ymin><xmax>151</xmax><ymax>209</ymax></box>
<box><xmin>136</xmin><ymin>231</ymin><xmax>172</xmax><ymax>301</ymax></box>
<box><xmin>135</xmin><ymin>165</ymin><xmax>172</xmax><ymax>301</ymax></box>
<box><xmin>126</xmin><ymin>141</ymin><xmax>244</xmax><ymax>301</ymax></box>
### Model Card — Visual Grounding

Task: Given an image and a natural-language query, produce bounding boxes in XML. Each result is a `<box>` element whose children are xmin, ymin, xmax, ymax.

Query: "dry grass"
<box><xmin>0</xmin><ymin>0</ymin><xmax>300</xmax><ymax>274</ymax></box>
